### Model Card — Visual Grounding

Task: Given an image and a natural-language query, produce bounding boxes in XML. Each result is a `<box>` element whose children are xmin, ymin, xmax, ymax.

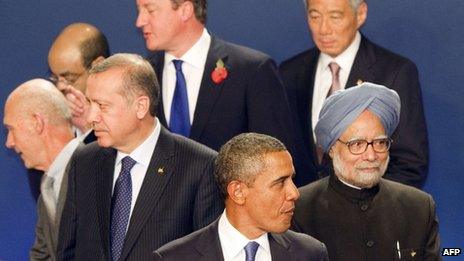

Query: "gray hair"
<box><xmin>9</xmin><ymin>79</ymin><xmax>71</xmax><ymax>125</ymax></box>
<box><xmin>89</xmin><ymin>53</ymin><xmax>160</xmax><ymax>116</ymax></box>
<box><xmin>304</xmin><ymin>0</ymin><xmax>364</xmax><ymax>11</ymax></box>
<box><xmin>215</xmin><ymin>133</ymin><xmax>287</xmax><ymax>198</ymax></box>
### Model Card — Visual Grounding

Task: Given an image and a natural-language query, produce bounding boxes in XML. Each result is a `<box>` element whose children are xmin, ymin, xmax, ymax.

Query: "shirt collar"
<box><xmin>164</xmin><ymin>28</ymin><xmax>211</xmax><ymax>69</ymax></box>
<box><xmin>218</xmin><ymin>210</ymin><xmax>270</xmax><ymax>260</ymax></box>
<box><xmin>45</xmin><ymin>137</ymin><xmax>81</xmax><ymax>195</ymax></box>
<box><xmin>319</xmin><ymin>31</ymin><xmax>361</xmax><ymax>72</ymax></box>
<box><xmin>115</xmin><ymin>118</ymin><xmax>161</xmax><ymax>167</ymax></box>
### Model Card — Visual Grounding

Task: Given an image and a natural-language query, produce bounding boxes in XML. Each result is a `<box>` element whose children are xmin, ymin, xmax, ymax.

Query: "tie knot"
<box><xmin>244</xmin><ymin>241</ymin><xmax>260</xmax><ymax>261</ymax></box>
<box><xmin>41</xmin><ymin>175</ymin><xmax>55</xmax><ymax>189</ymax></box>
<box><xmin>172</xmin><ymin>59</ymin><xmax>184</xmax><ymax>72</ymax></box>
<box><xmin>329</xmin><ymin>62</ymin><xmax>340</xmax><ymax>74</ymax></box>
<box><xmin>121</xmin><ymin>156</ymin><xmax>137</xmax><ymax>172</ymax></box>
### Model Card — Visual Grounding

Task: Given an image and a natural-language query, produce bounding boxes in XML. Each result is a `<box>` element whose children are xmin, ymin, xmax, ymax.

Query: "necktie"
<box><xmin>244</xmin><ymin>241</ymin><xmax>260</xmax><ymax>261</ymax></box>
<box><xmin>170</xmin><ymin>59</ymin><xmax>191</xmax><ymax>137</ymax></box>
<box><xmin>111</xmin><ymin>156</ymin><xmax>137</xmax><ymax>261</ymax></box>
<box><xmin>40</xmin><ymin>175</ymin><xmax>56</xmax><ymax>222</ymax></box>
<box><xmin>327</xmin><ymin>62</ymin><xmax>341</xmax><ymax>97</ymax></box>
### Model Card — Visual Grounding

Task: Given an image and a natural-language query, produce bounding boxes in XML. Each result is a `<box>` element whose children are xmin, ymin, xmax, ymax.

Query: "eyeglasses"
<box><xmin>336</xmin><ymin>138</ymin><xmax>392</xmax><ymax>155</ymax></box>
<box><xmin>48</xmin><ymin>71</ymin><xmax>85</xmax><ymax>86</ymax></box>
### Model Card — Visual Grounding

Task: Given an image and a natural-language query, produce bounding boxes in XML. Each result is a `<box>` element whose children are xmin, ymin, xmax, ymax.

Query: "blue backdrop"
<box><xmin>1</xmin><ymin>1</ymin><xmax>463</xmax><ymax>259</ymax></box>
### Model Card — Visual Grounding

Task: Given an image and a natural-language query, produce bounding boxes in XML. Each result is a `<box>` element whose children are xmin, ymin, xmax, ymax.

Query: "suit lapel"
<box><xmin>149</xmin><ymin>52</ymin><xmax>168</xmax><ymax>127</ymax></box>
<box><xmin>194</xmin><ymin>219</ymin><xmax>225</xmax><ymax>261</ymax></box>
<box><xmin>119</xmin><ymin>127</ymin><xmax>176</xmax><ymax>260</ymax></box>
<box><xmin>346</xmin><ymin>36</ymin><xmax>376</xmax><ymax>88</ymax></box>
<box><xmin>189</xmin><ymin>37</ymin><xmax>228</xmax><ymax>141</ymax></box>
<box><xmin>96</xmin><ymin>147</ymin><xmax>117</xmax><ymax>260</ymax></box>
<box><xmin>269</xmin><ymin>233</ymin><xmax>291</xmax><ymax>260</ymax></box>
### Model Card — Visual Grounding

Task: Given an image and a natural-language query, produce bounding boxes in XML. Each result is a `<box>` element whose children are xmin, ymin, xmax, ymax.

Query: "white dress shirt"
<box><xmin>112</xmin><ymin>118</ymin><xmax>161</xmax><ymax>220</ymax></box>
<box><xmin>218</xmin><ymin>211</ymin><xmax>272</xmax><ymax>261</ymax></box>
<box><xmin>312</xmin><ymin>32</ymin><xmax>361</xmax><ymax>142</ymax></box>
<box><xmin>163</xmin><ymin>28</ymin><xmax>211</xmax><ymax>125</ymax></box>
<box><xmin>45</xmin><ymin>137</ymin><xmax>81</xmax><ymax>200</ymax></box>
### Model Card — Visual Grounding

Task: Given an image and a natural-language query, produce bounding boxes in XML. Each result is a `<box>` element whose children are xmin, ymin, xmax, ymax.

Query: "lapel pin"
<box><xmin>157</xmin><ymin>167</ymin><xmax>164</xmax><ymax>175</ymax></box>
<box><xmin>357</xmin><ymin>79</ymin><xmax>364</xmax><ymax>85</ymax></box>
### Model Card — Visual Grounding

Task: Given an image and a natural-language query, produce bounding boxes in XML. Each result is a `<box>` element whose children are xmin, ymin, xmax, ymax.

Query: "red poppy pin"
<box><xmin>211</xmin><ymin>59</ymin><xmax>228</xmax><ymax>84</ymax></box>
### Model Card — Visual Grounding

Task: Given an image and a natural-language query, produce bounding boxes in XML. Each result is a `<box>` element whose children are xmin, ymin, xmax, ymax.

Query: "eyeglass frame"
<box><xmin>47</xmin><ymin>70</ymin><xmax>87</xmax><ymax>87</ymax></box>
<box><xmin>336</xmin><ymin>137</ymin><xmax>393</xmax><ymax>155</ymax></box>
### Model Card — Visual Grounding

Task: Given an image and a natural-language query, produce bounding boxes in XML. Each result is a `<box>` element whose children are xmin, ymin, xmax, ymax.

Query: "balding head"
<box><xmin>4</xmin><ymin>79</ymin><xmax>73</xmax><ymax>171</ymax></box>
<box><xmin>48</xmin><ymin>23</ymin><xmax>109</xmax><ymax>93</ymax></box>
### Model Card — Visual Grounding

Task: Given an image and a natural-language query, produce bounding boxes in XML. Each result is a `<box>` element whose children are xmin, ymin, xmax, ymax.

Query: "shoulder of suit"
<box><xmin>212</xmin><ymin>36</ymin><xmax>274</xmax><ymax>63</ymax></box>
<box><xmin>380</xmin><ymin>178</ymin><xmax>433</xmax><ymax>203</ymax></box>
<box><xmin>280</xmin><ymin>229</ymin><xmax>326</xmax><ymax>251</ymax></box>
<box><xmin>165</xmin><ymin>130</ymin><xmax>218</xmax><ymax>158</ymax></box>
<box><xmin>154</xmin><ymin>221</ymin><xmax>212</xmax><ymax>257</ymax></box>
<box><xmin>280</xmin><ymin>47</ymin><xmax>317</xmax><ymax>71</ymax></box>
<box><xmin>361</xmin><ymin>36</ymin><xmax>417</xmax><ymax>68</ymax></box>
<box><xmin>71</xmin><ymin>142</ymin><xmax>113</xmax><ymax>162</ymax></box>
<box><xmin>298</xmin><ymin>176</ymin><xmax>329</xmax><ymax>198</ymax></box>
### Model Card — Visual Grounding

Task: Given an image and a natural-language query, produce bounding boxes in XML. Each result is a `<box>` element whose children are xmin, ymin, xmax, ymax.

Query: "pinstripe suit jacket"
<box><xmin>57</xmin><ymin>126</ymin><xmax>224</xmax><ymax>261</ymax></box>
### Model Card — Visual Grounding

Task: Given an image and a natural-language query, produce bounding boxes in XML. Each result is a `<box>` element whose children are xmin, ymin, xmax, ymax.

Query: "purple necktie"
<box><xmin>327</xmin><ymin>62</ymin><xmax>341</xmax><ymax>97</ymax></box>
<box><xmin>111</xmin><ymin>156</ymin><xmax>136</xmax><ymax>261</ymax></box>
<box><xmin>244</xmin><ymin>241</ymin><xmax>260</xmax><ymax>261</ymax></box>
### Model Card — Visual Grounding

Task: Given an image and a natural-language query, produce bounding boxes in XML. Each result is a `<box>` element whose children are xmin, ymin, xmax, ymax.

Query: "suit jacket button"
<box><xmin>360</xmin><ymin>204</ymin><xmax>369</xmax><ymax>211</ymax></box>
<box><xmin>366</xmin><ymin>240</ymin><xmax>375</xmax><ymax>247</ymax></box>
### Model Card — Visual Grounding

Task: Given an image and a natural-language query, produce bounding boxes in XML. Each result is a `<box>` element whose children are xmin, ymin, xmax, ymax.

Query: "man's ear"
<box><xmin>227</xmin><ymin>180</ymin><xmax>247</xmax><ymax>205</ymax></box>
<box><xmin>356</xmin><ymin>2</ymin><xmax>368</xmax><ymax>29</ymax></box>
<box><xmin>90</xmin><ymin>56</ymin><xmax>105</xmax><ymax>68</ymax></box>
<box><xmin>32</xmin><ymin>113</ymin><xmax>45</xmax><ymax>135</ymax></box>
<box><xmin>178</xmin><ymin>0</ymin><xmax>195</xmax><ymax>22</ymax></box>
<box><xmin>135</xmin><ymin>95</ymin><xmax>150</xmax><ymax>119</ymax></box>
<box><xmin>328</xmin><ymin>147</ymin><xmax>334</xmax><ymax>159</ymax></box>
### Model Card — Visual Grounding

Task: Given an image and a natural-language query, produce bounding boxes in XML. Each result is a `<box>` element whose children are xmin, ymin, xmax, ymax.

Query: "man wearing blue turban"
<box><xmin>292</xmin><ymin>83</ymin><xmax>440</xmax><ymax>260</ymax></box>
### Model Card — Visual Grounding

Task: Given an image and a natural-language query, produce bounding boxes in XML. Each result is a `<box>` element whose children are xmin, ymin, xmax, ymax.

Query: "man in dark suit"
<box><xmin>135</xmin><ymin>0</ymin><xmax>306</xmax><ymax>185</ymax></box>
<box><xmin>57</xmin><ymin>54</ymin><xmax>223</xmax><ymax>261</ymax></box>
<box><xmin>153</xmin><ymin>133</ymin><xmax>328</xmax><ymax>261</ymax></box>
<box><xmin>4</xmin><ymin>79</ymin><xmax>80</xmax><ymax>260</ymax></box>
<box><xmin>293</xmin><ymin>84</ymin><xmax>440</xmax><ymax>260</ymax></box>
<box><xmin>280</xmin><ymin>0</ymin><xmax>428</xmax><ymax>187</ymax></box>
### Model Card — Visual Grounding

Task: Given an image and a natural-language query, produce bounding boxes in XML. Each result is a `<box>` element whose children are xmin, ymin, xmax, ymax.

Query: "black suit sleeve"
<box><xmin>192</xmin><ymin>155</ymin><xmax>224</xmax><ymax>230</ymax></box>
<box><xmin>56</xmin><ymin>154</ymin><xmax>77</xmax><ymax>260</ymax></box>
<box><xmin>385</xmin><ymin>61</ymin><xmax>429</xmax><ymax>187</ymax></box>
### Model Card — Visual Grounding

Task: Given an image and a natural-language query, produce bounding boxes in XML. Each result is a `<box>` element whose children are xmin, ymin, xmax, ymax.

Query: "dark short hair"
<box><xmin>80</xmin><ymin>30</ymin><xmax>110</xmax><ymax>69</ymax></box>
<box><xmin>171</xmin><ymin>0</ymin><xmax>207</xmax><ymax>24</ymax></box>
<box><xmin>89</xmin><ymin>53</ymin><xmax>160</xmax><ymax>117</ymax></box>
<box><xmin>215</xmin><ymin>133</ymin><xmax>287</xmax><ymax>198</ymax></box>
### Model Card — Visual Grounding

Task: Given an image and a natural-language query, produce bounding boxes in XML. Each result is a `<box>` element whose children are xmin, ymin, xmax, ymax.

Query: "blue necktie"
<box><xmin>244</xmin><ymin>241</ymin><xmax>260</xmax><ymax>261</ymax></box>
<box><xmin>111</xmin><ymin>156</ymin><xmax>137</xmax><ymax>261</ymax></box>
<box><xmin>170</xmin><ymin>59</ymin><xmax>191</xmax><ymax>136</ymax></box>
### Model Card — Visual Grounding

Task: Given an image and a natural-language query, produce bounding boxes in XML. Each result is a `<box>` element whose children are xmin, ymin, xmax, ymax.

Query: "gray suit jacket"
<box><xmin>153</xmin><ymin>218</ymin><xmax>329</xmax><ymax>261</ymax></box>
<box><xmin>30</xmin><ymin>169</ymin><xmax>69</xmax><ymax>261</ymax></box>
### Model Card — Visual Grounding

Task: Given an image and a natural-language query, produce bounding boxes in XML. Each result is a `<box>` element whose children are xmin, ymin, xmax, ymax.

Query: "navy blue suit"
<box><xmin>57</xmin><ymin>127</ymin><xmax>223</xmax><ymax>260</ymax></box>
<box><xmin>149</xmin><ymin>36</ymin><xmax>309</xmax><ymax>186</ymax></box>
